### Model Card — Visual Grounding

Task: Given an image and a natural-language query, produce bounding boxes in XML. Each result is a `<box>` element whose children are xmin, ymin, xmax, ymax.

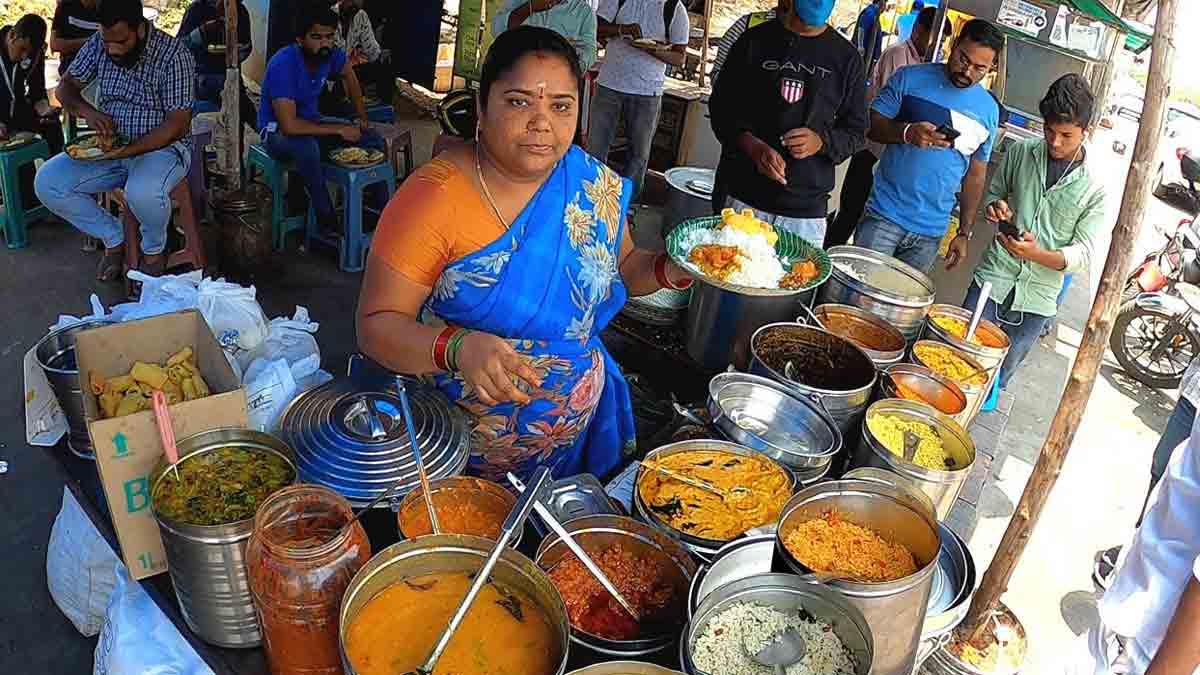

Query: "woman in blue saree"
<box><xmin>357</xmin><ymin>26</ymin><xmax>692</xmax><ymax>483</ymax></box>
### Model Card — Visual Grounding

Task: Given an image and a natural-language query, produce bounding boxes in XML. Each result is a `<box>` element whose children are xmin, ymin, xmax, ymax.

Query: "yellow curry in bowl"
<box><xmin>637</xmin><ymin>449</ymin><xmax>791</xmax><ymax>542</ymax></box>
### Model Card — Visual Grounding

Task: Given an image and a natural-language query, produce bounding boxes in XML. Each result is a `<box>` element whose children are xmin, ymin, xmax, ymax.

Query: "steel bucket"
<box><xmin>878</xmin><ymin>363</ymin><xmax>970</xmax><ymax>429</ymax></box>
<box><xmin>910</xmin><ymin>340</ymin><xmax>989</xmax><ymax>429</ymax></box>
<box><xmin>809</xmin><ymin>303</ymin><xmax>907</xmax><ymax>368</ymax></box>
<box><xmin>338</xmin><ymin>534</ymin><xmax>571</xmax><ymax>675</ymax></box>
<box><xmin>923</xmin><ymin>305</ymin><xmax>1012</xmax><ymax>422</ymax></box>
<box><xmin>748</xmin><ymin>322</ymin><xmax>877</xmax><ymax>439</ymax></box>
<box><xmin>851</xmin><ymin>399</ymin><xmax>977</xmax><ymax>520</ymax></box>
<box><xmin>34</xmin><ymin>318</ymin><xmax>115</xmax><ymax>458</ymax></box>
<box><xmin>685</xmin><ymin>280</ymin><xmax>814</xmax><ymax>371</ymax></box>
<box><xmin>819</xmin><ymin>246</ymin><xmax>936</xmax><ymax>342</ymax></box>
<box><xmin>775</xmin><ymin>477</ymin><xmax>941</xmax><ymax>675</ymax></box>
<box><xmin>149</xmin><ymin>428</ymin><xmax>297</xmax><ymax>648</ymax></box>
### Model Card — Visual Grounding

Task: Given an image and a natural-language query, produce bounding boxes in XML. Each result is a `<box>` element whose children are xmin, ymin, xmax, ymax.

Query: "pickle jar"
<box><xmin>246</xmin><ymin>485</ymin><xmax>371</xmax><ymax>675</ymax></box>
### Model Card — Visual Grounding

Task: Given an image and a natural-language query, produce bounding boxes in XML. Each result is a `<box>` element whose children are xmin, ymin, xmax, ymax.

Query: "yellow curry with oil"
<box><xmin>638</xmin><ymin>450</ymin><xmax>791</xmax><ymax>541</ymax></box>
<box><xmin>344</xmin><ymin>572</ymin><xmax>560</xmax><ymax>675</ymax></box>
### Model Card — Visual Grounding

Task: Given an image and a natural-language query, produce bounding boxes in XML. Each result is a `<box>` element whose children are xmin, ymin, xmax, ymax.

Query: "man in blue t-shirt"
<box><xmin>259</xmin><ymin>2</ymin><xmax>384</xmax><ymax>232</ymax></box>
<box><xmin>852</xmin><ymin>0</ymin><xmax>886</xmax><ymax>72</ymax></box>
<box><xmin>855</xmin><ymin>18</ymin><xmax>1002</xmax><ymax>273</ymax></box>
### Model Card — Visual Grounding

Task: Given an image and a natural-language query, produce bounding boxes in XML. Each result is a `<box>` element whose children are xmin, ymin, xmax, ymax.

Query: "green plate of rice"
<box><xmin>666</xmin><ymin>215</ymin><xmax>832</xmax><ymax>296</ymax></box>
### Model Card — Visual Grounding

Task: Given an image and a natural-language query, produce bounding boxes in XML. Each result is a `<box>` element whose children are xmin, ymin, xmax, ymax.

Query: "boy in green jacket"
<box><xmin>964</xmin><ymin>73</ymin><xmax>1107</xmax><ymax>389</ymax></box>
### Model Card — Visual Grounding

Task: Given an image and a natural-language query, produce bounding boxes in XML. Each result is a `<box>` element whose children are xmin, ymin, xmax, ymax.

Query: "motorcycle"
<box><xmin>1122</xmin><ymin>150</ymin><xmax>1200</xmax><ymax>304</ymax></box>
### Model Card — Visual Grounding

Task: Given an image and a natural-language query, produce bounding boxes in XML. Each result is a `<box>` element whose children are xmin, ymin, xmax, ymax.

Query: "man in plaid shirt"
<box><xmin>35</xmin><ymin>0</ymin><xmax>194</xmax><ymax>281</ymax></box>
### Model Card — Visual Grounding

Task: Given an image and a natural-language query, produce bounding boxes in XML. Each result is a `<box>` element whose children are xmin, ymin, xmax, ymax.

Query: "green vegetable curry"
<box><xmin>153</xmin><ymin>447</ymin><xmax>294</xmax><ymax>526</ymax></box>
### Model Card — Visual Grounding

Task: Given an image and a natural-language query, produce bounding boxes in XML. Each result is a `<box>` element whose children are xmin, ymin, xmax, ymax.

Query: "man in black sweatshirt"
<box><xmin>709</xmin><ymin>0</ymin><xmax>867</xmax><ymax>247</ymax></box>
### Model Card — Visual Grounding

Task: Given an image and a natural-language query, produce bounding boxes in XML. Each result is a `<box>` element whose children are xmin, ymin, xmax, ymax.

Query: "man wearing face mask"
<box><xmin>259</xmin><ymin>2</ymin><xmax>385</xmax><ymax>236</ymax></box>
<box><xmin>855</xmin><ymin>18</ymin><xmax>1002</xmax><ymax>273</ymax></box>
<box><xmin>708</xmin><ymin>0</ymin><xmax>867</xmax><ymax>247</ymax></box>
<box><xmin>36</xmin><ymin>0</ymin><xmax>195</xmax><ymax>281</ymax></box>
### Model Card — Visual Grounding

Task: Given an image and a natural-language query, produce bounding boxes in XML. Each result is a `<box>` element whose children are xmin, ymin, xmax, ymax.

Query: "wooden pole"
<box><xmin>698</xmin><ymin>0</ymin><xmax>714</xmax><ymax>87</ymax></box>
<box><xmin>958</xmin><ymin>0</ymin><xmax>1179</xmax><ymax>641</ymax></box>
<box><xmin>222</xmin><ymin>0</ymin><xmax>243</xmax><ymax>191</ymax></box>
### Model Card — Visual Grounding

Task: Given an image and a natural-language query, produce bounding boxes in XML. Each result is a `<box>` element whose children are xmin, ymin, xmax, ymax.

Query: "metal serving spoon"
<box><xmin>749</xmin><ymin>627</ymin><xmax>807</xmax><ymax>675</ymax></box>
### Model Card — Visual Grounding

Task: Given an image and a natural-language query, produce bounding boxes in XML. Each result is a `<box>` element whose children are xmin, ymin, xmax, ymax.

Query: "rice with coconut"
<box><xmin>692</xmin><ymin>601</ymin><xmax>857</xmax><ymax>675</ymax></box>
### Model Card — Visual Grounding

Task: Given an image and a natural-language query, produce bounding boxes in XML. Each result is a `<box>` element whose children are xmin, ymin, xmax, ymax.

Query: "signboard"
<box><xmin>996</xmin><ymin>0</ymin><xmax>1048</xmax><ymax>37</ymax></box>
<box><xmin>454</xmin><ymin>0</ymin><xmax>509</xmax><ymax>82</ymax></box>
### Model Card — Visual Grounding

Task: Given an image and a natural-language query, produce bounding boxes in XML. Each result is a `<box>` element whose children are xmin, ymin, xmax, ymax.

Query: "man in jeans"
<box><xmin>259</xmin><ymin>3</ymin><xmax>384</xmax><ymax>234</ymax></box>
<box><xmin>35</xmin><ymin>0</ymin><xmax>195</xmax><ymax>281</ymax></box>
<box><xmin>965</xmin><ymin>74</ymin><xmax>1107</xmax><ymax>392</ymax></box>
<box><xmin>588</xmin><ymin>0</ymin><xmax>689</xmax><ymax>199</ymax></box>
<box><xmin>856</xmin><ymin>18</ymin><xmax>1002</xmax><ymax>273</ymax></box>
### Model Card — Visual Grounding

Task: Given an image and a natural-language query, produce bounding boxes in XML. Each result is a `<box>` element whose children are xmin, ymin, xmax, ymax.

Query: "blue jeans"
<box><xmin>35</xmin><ymin>144</ymin><xmax>191</xmax><ymax>255</ymax></box>
<box><xmin>963</xmin><ymin>280</ymin><xmax>1052</xmax><ymax>390</ymax></box>
<box><xmin>586</xmin><ymin>85</ymin><xmax>662</xmax><ymax>200</ymax></box>
<box><xmin>263</xmin><ymin>117</ymin><xmax>385</xmax><ymax>219</ymax></box>
<box><xmin>853</xmin><ymin>210</ymin><xmax>942</xmax><ymax>273</ymax></box>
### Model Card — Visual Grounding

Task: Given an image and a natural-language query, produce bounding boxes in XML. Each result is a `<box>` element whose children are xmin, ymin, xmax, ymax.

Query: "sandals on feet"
<box><xmin>96</xmin><ymin>246</ymin><xmax>125</xmax><ymax>281</ymax></box>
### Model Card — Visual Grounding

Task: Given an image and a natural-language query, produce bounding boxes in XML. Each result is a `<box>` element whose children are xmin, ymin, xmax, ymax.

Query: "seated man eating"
<box><xmin>35</xmin><ymin>0</ymin><xmax>194</xmax><ymax>280</ymax></box>
<box><xmin>1</xmin><ymin>15</ymin><xmax>65</xmax><ymax>208</ymax></box>
<box><xmin>177</xmin><ymin>0</ymin><xmax>257</xmax><ymax>127</ymax></box>
<box><xmin>259</xmin><ymin>3</ymin><xmax>385</xmax><ymax>235</ymax></box>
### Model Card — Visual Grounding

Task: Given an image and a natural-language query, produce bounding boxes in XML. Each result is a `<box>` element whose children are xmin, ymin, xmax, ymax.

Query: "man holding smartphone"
<box><xmin>965</xmin><ymin>74</ymin><xmax>1107</xmax><ymax>390</ymax></box>
<box><xmin>855</xmin><ymin>19</ymin><xmax>1002</xmax><ymax>273</ymax></box>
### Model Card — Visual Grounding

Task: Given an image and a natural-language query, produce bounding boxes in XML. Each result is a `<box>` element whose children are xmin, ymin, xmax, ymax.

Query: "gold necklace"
<box><xmin>475</xmin><ymin>145</ymin><xmax>508</xmax><ymax>228</ymax></box>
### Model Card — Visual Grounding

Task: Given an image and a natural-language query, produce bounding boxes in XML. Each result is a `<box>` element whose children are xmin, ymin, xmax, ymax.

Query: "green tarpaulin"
<box><xmin>1064</xmin><ymin>0</ymin><xmax>1153</xmax><ymax>42</ymax></box>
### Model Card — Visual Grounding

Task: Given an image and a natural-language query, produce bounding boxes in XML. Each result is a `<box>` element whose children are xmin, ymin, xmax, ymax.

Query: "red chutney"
<box><xmin>245</xmin><ymin>485</ymin><xmax>371</xmax><ymax>675</ymax></box>
<box><xmin>547</xmin><ymin>544</ymin><xmax>678</xmax><ymax>641</ymax></box>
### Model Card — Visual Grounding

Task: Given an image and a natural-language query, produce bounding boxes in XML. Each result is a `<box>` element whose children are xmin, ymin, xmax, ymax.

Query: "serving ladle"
<box><xmin>749</xmin><ymin>626</ymin><xmax>808</xmax><ymax>675</ymax></box>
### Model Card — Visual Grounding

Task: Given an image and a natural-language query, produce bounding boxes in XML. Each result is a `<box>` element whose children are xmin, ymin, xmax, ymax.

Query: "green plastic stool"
<box><xmin>245</xmin><ymin>144</ymin><xmax>307</xmax><ymax>250</ymax></box>
<box><xmin>0</xmin><ymin>138</ymin><xmax>51</xmax><ymax>249</ymax></box>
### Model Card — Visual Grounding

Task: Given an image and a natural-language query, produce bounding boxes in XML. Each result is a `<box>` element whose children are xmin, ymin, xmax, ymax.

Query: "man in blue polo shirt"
<box><xmin>259</xmin><ymin>2</ymin><xmax>384</xmax><ymax>233</ymax></box>
<box><xmin>856</xmin><ymin>18</ymin><xmax>1002</xmax><ymax>273</ymax></box>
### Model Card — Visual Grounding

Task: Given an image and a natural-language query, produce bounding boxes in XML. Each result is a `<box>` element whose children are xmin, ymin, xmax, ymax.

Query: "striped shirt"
<box><xmin>711</xmin><ymin>10</ymin><xmax>775</xmax><ymax>82</ymax></box>
<box><xmin>67</xmin><ymin>27</ymin><xmax>195</xmax><ymax>149</ymax></box>
<box><xmin>334</xmin><ymin>7</ymin><xmax>382</xmax><ymax>64</ymax></box>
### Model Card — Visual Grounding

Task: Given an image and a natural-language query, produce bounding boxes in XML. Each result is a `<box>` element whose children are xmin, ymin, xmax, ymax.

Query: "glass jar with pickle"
<box><xmin>246</xmin><ymin>485</ymin><xmax>371</xmax><ymax>675</ymax></box>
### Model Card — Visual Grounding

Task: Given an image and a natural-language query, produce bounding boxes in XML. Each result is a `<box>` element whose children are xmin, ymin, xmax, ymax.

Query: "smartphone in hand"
<box><xmin>936</xmin><ymin>124</ymin><xmax>962</xmax><ymax>143</ymax></box>
<box><xmin>997</xmin><ymin>219</ymin><xmax>1022</xmax><ymax>239</ymax></box>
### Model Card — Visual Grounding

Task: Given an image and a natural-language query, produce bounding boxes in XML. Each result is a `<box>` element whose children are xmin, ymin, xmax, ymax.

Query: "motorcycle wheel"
<box><xmin>1110</xmin><ymin>301</ymin><xmax>1199</xmax><ymax>389</ymax></box>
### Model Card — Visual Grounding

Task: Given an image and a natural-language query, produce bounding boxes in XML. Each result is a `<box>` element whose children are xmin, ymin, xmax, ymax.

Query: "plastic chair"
<box><xmin>306</xmin><ymin>159</ymin><xmax>396</xmax><ymax>273</ymax></box>
<box><xmin>367</xmin><ymin>122</ymin><xmax>415</xmax><ymax>181</ymax></box>
<box><xmin>116</xmin><ymin>180</ymin><xmax>207</xmax><ymax>296</ymax></box>
<box><xmin>245</xmin><ymin>144</ymin><xmax>307</xmax><ymax>250</ymax></box>
<box><xmin>0</xmin><ymin>138</ymin><xmax>52</xmax><ymax>249</ymax></box>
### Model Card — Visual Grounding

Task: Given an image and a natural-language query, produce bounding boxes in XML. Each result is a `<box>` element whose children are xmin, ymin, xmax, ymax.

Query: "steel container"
<box><xmin>915</xmin><ymin>523</ymin><xmax>978</xmax><ymax>668</ymax></box>
<box><xmin>910</xmin><ymin>340</ymin><xmax>989</xmax><ymax>429</ymax></box>
<box><xmin>775</xmin><ymin>477</ymin><xmax>942</xmax><ymax>675</ymax></box>
<box><xmin>852</xmin><ymin>399</ymin><xmax>977</xmax><ymax>520</ymax></box>
<box><xmin>810</xmin><ymin>303</ymin><xmax>907</xmax><ymax>367</ymax></box>
<box><xmin>879</xmin><ymin>363</ymin><xmax>970</xmax><ymax>429</ymax></box>
<box><xmin>663</xmin><ymin>167</ymin><xmax>716</xmax><ymax>235</ymax></box>
<box><xmin>633</xmin><ymin>439</ymin><xmax>796</xmax><ymax>560</ymax></box>
<box><xmin>534</xmin><ymin>514</ymin><xmax>698</xmax><ymax>657</ymax></box>
<box><xmin>34</xmin><ymin>318</ymin><xmax>115</xmax><ymax>458</ymax></box>
<box><xmin>923</xmin><ymin>305</ymin><xmax>1012</xmax><ymax>422</ymax></box>
<box><xmin>819</xmin><ymin>246</ymin><xmax>936</xmax><ymax>342</ymax></box>
<box><xmin>923</xmin><ymin>602</ymin><xmax>1027</xmax><ymax>675</ymax></box>
<box><xmin>149</xmin><ymin>428</ymin><xmax>298</xmax><ymax>648</ymax></box>
<box><xmin>685</xmin><ymin>280</ymin><xmax>815</xmax><ymax>371</ymax></box>
<box><xmin>338</xmin><ymin>534</ymin><xmax>571</xmax><ymax>675</ymax></box>
<box><xmin>396</xmin><ymin>475</ymin><xmax>521</xmax><ymax>548</ymax></box>
<box><xmin>749</xmin><ymin>322</ymin><xmax>878</xmax><ymax>438</ymax></box>
<box><xmin>680</xmin><ymin>573</ymin><xmax>873</xmax><ymax>675</ymax></box>
<box><xmin>706</xmin><ymin>372</ymin><xmax>841</xmax><ymax>472</ymax></box>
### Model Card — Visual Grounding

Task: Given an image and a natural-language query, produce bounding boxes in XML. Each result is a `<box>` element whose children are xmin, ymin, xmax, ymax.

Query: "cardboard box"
<box><xmin>75</xmin><ymin>310</ymin><xmax>248</xmax><ymax>580</ymax></box>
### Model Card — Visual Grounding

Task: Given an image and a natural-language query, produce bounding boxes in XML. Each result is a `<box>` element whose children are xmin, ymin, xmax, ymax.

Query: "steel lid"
<box><xmin>923</xmin><ymin>523</ymin><xmax>977</xmax><ymax>638</ymax></box>
<box><xmin>278</xmin><ymin>374</ymin><xmax>470</xmax><ymax>507</ymax></box>
<box><xmin>827</xmin><ymin>245</ymin><xmax>936</xmax><ymax>307</ymax></box>
<box><xmin>665</xmin><ymin>167</ymin><xmax>715</xmax><ymax>199</ymax></box>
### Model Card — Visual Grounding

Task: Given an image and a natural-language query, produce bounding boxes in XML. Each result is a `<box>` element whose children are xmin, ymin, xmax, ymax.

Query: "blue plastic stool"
<box><xmin>980</xmin><ymin>374</ymin><xmax>1001</xmax><ymax>413</ymax></box>
<box><xmin>245</xmin><ymin>144</ymin><xmax>308</xmax><ymax>250</ymax></box>
<box><xmin>306</xmin><ymin>159</ymin><xmax>396</xmax><ymax>272</ymax></box>
<box><xmin>0</xmin><ymin>138</ymin><xmax>51</xmax><ymax>249</ymax></box>
<box><xmin>365</xmin><ymin>102</ymin><xmax>395</xmax><ymax>124</ymax></box>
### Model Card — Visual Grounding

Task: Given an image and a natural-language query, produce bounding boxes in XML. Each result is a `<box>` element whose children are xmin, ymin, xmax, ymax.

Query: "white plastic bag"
<box><xmin>239</xmin><ymin>306</ymin><xmax>320</xmax><ymax>372</ymax></box>
<box><xmin>197</xmin><ymin>279</ymin><xmax>270</xmax><ymax>368</ymax></box>
<box><xmin>243</xmin><ymin>358</ymin><xmax>299</xmax><ymax>432</ymax></box>
<box><xmin>108</xmin><ymin>271</ymin><xmax>204</xmax><ymax>323</ymax></box>
<box><xmin>241</xmin><ymin>307</ymin><xmax>331</xmax><ymax>430</ymax></box>
<box><xmin>93</xmin><ymin>564</ymin><xmax>214</xmax><ymax>675</ymax></box>
<box><xmin>46</xmin><ymin>488</ymin><xmax>121</xmax><ymax>637</ymax></box>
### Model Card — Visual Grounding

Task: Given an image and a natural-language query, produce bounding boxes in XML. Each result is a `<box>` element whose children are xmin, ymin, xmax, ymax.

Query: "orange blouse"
<box><xmin>369</xmin><ymin>158</ymin><xmax>505</xmax><ymax>287</ymax></box>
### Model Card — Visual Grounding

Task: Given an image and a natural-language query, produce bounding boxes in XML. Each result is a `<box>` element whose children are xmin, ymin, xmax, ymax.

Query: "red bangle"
<box><xmin>655</xmin><ymin>254</ymin><xmax>692</xmax><ymax>290</ymax></box>
<box><xmin>431</xmin><ymin>326</ymin><xmax>456</xmax><ymax>371</ymax></box>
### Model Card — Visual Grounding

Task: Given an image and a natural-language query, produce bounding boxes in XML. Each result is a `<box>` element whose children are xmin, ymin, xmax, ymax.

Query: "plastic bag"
<box><xmin>46</xmin><ymin>488</ymin><xmax>121</xmax><ymax>637</ymax></box>
<box><xmin>197</xmin><ymin>279</ymin><xmax>270</xmax><ymax>368</ymax></box>
<box><xmin>239</xmin><ymin>306</ymin><xmax>320</xmax><ymax>372</ymax></box>
<box><xmin>50</xmin><ymin>294</ymin><xmax>109</xmax><ymax>331</ymax></box>
<box><xmin>93</xmin><ymin>564</ymin><xmax>214</xmax><ymax>675</ymax></box>
<box><xmin>108</xmin><ymin>271</ymin><xmax>204</xmax><ymax>323</ymax></box>
<box><xmin>241</xmin><ymin>307</ymin><xmax>329</xmax><ymax>431</ymax></box>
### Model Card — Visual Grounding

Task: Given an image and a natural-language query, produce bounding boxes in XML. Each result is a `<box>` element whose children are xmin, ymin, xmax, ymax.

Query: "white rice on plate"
<box><xmin>678</xmin><ymin>227</ymin><xmax>788</xmax><ymax>289</ymax></box>
<box><xmin>692</xmin><ymin>602</ymin><xmax>856</xmax><ymax>675</ymax></box>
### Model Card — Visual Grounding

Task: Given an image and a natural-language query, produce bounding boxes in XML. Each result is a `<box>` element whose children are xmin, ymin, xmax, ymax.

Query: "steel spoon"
<box><xmin>506</xmin><ymin>472</ymin><xmax>641</xmax><ymax>622</ymax></box>
<box><xmin>749</xmin><ymin>626</ymin><xmax>807</xmax><ymax>675</ymax></box>
<box><xmin>964</xmin><ymin>280</ymin><xmax>992</xmax><ymax>343</ymax></box>
<box><xmin>395</xmin><ymin>375</ymin><xmax>441</xmax><ymax>535</ymax></box>
<box><xmin>903</xmin><ymin>430</ymin><xmax>920</xmax><ymax>463</ymax></box>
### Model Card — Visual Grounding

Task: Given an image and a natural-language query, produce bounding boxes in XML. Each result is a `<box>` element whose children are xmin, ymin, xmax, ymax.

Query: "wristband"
<box><xmin>655</xmin><ymin>254</ymin><xmax>693</xmax><ymax>290</ymax></box>
<box><xmin>431</xmin><ymin>325</ymin><xmax>457</xmax><ymax>371</ymax></box>
<box><xmin>901</xmin><ymin>123</ymin><xmax>914</xmax><ymax>146</ymax></box>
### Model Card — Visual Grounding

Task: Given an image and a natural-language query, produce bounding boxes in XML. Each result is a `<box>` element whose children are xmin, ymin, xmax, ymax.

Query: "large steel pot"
<box><xmin>923</xmin><ymin>304</ymin><xmax>1012</xmax><ymax>421</ymax></box>
<box><xmin>680</xmin><ymin>573</ymin><xmax>873</xmax><ymax>675</ymax></box>
<box><xmin>535</xmin><ymin>515</ymin><xmax>697</xmax><ymax>657</ymax></box>
<box><xmin>685</xmin><ymin>280</ymin><xmax>814</xmax><ymax>371</ymax></box>
<box><xmin>853</xmin><ymin>399</ymin><xmax>976</xmax><ymax>520</ymax></box>
<box><xmin>749</xmin><ymin>322</ymin><xmax>877</xmax><ymax>438</ymax></box>
<box><xmin>810</xmin><ymin>303</ymin><xmax>907</xmax><ymax>367</ymax></box>
<box><xmin>775</xmin><ymin>477</ymin><xmax>941</xmax><ymax>675</ymax></box>
<box><xmin>706</xmin><ymin>371</ymin><xmax>841</xmax><ymax>472</ymax></box>
<box><xmin>339</xmin><ymin>534</ymin><xmax>571</xmax><ymax>675</ymax></box>
<box><xmin>634</xmin><ymin>439</ymin><xmax>796</xmax><ymax>560</ymax></box>
<box><xmin>819</xmin><ymin>246</ymin><xmax>936</xmax><ymax>342</ymax></box>
<box><xmin>915</xmin><ymin>523</ymin><xmax>978</xmax><ymax>669</ymax></box>
<box><xmin>663</xmin><ymin>167</ymin><xmax>716</xmax><ymax>236</ymax></box>
<box><xmin>879</xmin><ymin>363</ymin><xmax>970</xmax><ymax>429</ymax></box>
<box><xmin>910</xmin><ymin>340</ymin><xmax>988</xmax><ymax>429</ymax></box>
<box><xmin>34</xmin><ymin>318</ymin><xmax>115</xmax><ymax>458</ymax></box>
<box><xmin>149</xmin><ymin>428</ymin><xmax>297</xmax><ymax>648</ymax></box>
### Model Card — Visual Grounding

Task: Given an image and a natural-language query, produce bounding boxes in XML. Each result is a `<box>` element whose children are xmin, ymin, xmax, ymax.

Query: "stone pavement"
<box><xmin>946</xmin><ymin>391</ymin><xmax>1016</xmax><ymax>542</ymax></box>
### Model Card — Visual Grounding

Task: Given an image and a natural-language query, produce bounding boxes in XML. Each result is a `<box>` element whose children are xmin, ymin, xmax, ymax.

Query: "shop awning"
<box><xmin>1063</xmin><ymin>0</ymin><xmax>1153</xmax><ymax>42</ymax></box>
